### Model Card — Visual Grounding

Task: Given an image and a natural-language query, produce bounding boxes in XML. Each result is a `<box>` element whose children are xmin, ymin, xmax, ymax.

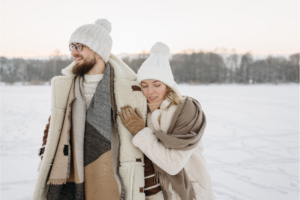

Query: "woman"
<box><xmin>119</xmin><ymin>42</ymin><xmax>214</xmax><ymax>200</ymax></box>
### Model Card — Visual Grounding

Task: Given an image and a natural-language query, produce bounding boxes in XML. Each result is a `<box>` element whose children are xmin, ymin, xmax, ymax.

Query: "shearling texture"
<box><xmin>108</xmin><ymin>54</ymin><xmax>147</xmax><ymax>164</ymax></box>
<box><xmin>108</xmin><ymin>53</ymin><xmax>148</xmax><ymax>200</ymax></box>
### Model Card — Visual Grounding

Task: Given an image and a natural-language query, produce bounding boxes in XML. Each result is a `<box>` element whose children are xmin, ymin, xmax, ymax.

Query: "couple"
<box><xmin>33</xmin><ymin>19</ymin><xmax>214</xmax><ymax>200</ymax></box>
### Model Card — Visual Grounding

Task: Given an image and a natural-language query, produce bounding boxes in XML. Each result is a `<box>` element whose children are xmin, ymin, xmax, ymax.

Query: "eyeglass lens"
<box><xmin>69</xmin><ymin>44</ymin><xmax>83</xmax><ymax>52</ymax></box>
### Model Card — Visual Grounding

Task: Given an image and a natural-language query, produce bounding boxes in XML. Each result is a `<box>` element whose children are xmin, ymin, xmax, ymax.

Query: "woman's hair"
<box><xmin>165</xmin><ymin>86</ymin><xmax>183</xmax><ymax>105</ymax></box>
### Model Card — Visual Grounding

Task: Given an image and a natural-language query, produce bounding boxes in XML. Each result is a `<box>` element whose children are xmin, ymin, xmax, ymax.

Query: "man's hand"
<box><xmin>118</xmin><ymin>106</ymin><xmax>145</xmax><ymax>135</ymax></box>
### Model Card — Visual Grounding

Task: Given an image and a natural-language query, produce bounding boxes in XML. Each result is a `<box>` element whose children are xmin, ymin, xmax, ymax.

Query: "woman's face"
<box><xmin>141</xmin><ymin>79</ymin><xmax>167</xmax><ymax>103</ymax></box>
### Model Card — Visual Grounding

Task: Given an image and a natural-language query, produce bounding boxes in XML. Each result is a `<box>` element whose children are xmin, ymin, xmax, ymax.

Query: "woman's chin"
<box><xmin>148</xmin><ymin>98</ymin><xmax>162</xmax><ymax>103</ymax></box>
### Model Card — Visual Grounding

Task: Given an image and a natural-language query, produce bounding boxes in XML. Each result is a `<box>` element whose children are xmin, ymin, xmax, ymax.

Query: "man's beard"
<box><xmin>72</xmin><ymin>54</ymin><xmax>96</xmax><ymax>76</ymax></box>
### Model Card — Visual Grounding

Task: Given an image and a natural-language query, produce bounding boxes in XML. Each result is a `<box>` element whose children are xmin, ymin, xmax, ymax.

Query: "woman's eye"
<box><xmin>142</xmin><ymin>86</ymin><xmax>148</xmax><ymax>88</ymax></box>
<box><xmin>154</xmin><ymin>85</ymin><xmax>160</xmax><ymax>87</ymax></box>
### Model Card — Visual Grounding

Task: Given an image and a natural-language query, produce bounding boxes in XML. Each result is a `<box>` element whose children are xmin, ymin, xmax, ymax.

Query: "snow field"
<box><xmin>1</xmin><ymin>84</ymin><xmax>299</xmax><ymax>200</ymax></box>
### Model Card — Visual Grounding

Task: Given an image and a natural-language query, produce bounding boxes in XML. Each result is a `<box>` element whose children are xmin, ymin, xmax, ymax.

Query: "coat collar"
<box><xmin>160</xmin><ymin>99</ymin><xmax>171</xmax><ymax>110</ymax></box>
<box><xmin>62</xmin><ymin>61</ymin><xmax>76</xmax><ymax>76</ymax></box>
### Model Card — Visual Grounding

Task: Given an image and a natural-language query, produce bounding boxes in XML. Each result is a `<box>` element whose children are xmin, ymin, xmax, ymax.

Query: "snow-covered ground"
<box><xmin>1</xmin><ymin>84</ymin><xmax>299</xmax><ymax>200</ymax></box>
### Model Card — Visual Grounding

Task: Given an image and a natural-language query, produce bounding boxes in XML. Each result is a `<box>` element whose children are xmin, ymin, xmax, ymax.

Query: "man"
<box><xmin>32</xmin><ymin>19</ymin><xmax>147</xmax><ymax>200</ymax></box>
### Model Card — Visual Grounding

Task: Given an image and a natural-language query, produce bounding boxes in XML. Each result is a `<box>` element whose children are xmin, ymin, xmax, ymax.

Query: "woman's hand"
<box><xmin>118</xmin><ymin>105</ymin><xmax>145</xmax><ymax>135</ymax></box>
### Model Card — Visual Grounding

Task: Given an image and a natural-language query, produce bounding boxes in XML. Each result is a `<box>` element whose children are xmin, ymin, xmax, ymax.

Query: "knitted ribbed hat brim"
<box><xmin>137</xmin><ymin>67</ymin><xmax>175</xmax><ymax>88</ymax></box>
<box><xmin>69</xmin><ymin>32</ymin><xmax>111</xmax><ymax>63</ymax></box>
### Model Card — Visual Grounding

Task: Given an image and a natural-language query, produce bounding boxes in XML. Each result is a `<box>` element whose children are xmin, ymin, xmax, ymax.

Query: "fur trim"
<box><xmin>160</xmin><ymin>104</ymin><xmax>177</xmax><ymax>133</ymax></box>
<box><xmin>108</xmin><ymin>53</ymin><xmax>136</xmax><ymax>81</ymax></box>
<box><xmin>147</xmin><ymin>112</ymin><xmax>155</xmax><ymax>132</ymax></box>
<box><xmin>160</xmin><ymin>99</ymin><xmax>171</xmax><ymax>110</ymax></box>
<box><xmin>151</xmin><ymin>109</ymin><xmax>162</xmax><ymax>131</ymax></box>
<box><xmin>61</xmin><ymin>61</ymin><xmax>76</xmax><ymax>76</ymax></box>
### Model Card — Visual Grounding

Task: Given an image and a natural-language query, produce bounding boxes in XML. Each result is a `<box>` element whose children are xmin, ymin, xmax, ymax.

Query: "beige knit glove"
<box><xmin>119</xmin><ymin>105</ymin><xmax>145</xmax><ymax>135</ymax></box>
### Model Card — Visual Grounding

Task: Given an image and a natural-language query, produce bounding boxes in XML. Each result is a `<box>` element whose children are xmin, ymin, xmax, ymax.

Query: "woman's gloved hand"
<box><xmin>119</xmin><ymin>105</ymin><xmax>145</xmax><ymax>135</ymax></box>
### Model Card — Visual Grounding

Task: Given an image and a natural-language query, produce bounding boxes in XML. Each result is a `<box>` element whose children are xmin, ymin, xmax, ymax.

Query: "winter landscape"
<box><xmin>0</xmin><ymin>84</ymin><xmax>299</xmax><ymax>200</ymax></box>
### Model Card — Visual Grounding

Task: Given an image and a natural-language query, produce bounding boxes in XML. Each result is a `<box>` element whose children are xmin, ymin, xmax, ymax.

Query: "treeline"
<box><xmin>0</xmin><ymin>55</ymin><xmax>73</xmax><ymax>84</ymax></box>
<box><xmin>123</xmin><ymin>52</ymin><xmax>299</xmax><ymax>84</ymax></box>
<box><xmin>1</xmin><ymin>51</ymin><xmax>299</xmax><ymax>84</ymax></box>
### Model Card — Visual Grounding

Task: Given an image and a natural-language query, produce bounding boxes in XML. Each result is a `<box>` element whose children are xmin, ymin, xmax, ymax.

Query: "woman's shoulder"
<box><xmin>181</xmin><ymin>96</ymin><xmax>202</xmax><ymax>111</ymax></box>
<box><xmin>171</xmin><ymin>96</ymin><xmax>203</xmax><ymax>125</ymax></box>
<box><xmin>161</xmin><ymin>96</ymin><xmax>203</xmax><ymax>116</ymax></box>
<box><xmin>166</xmin><ymin>95</ymin><xmax>205</xmax><ymax>139</ymax></box>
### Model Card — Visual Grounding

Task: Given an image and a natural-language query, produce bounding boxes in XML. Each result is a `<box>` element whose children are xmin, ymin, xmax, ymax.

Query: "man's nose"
<box><xmin>71</xmin><ymin>47</ymin><xmax>78</xmax><ymax>57</ymax></box>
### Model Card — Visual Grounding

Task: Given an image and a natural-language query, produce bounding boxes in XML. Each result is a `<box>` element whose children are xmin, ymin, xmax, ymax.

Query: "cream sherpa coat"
<box><xmin>33</xmin><ymin>53</ymin><xmax>148</xmax><ymax>200</ymax></box>
<box><xmin>132</xmin><ymin>98</ymin><xmax>215</xmax><ymax>200</ymax></box>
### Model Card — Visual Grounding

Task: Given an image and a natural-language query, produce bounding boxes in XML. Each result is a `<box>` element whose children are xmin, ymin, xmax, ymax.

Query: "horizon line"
<box><xmin>1</xmin><ymin>51</ymin><xmax>299</xmax><ymax>60</ymax></box>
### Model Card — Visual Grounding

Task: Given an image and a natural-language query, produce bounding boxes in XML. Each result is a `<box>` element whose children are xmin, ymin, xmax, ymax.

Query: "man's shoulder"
<box><xmin>108</xmin><ymin>54</ymin><xmax>136</xmax><ymax>81</ymax></box>
<box><xmin>51</xmin><ymin>75</ymin><xmax>75</xmax><ymax>85</ymax></box>
<box><xmin>50</xmin><ymin>75</ymin><xmax>75</xmax><ymax>108</ymax></box>
<box><xmin>51</xmin><ymin>75</ymin><xmax>75</xmax><ymax>96</ymax></box>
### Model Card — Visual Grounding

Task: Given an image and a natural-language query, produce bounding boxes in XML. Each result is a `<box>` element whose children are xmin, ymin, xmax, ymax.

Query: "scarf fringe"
<box><xmin>154</xmin><ymin>170</ymin><xmax>169</xmax><ymax>188</ymax></box>
<box><xmin>47</xmin><ymin>179</ymin><xmax>67</xmax><ymax>185</ymax></box>
<box><xmin>154</xmin><ymin>170</ymin><xmax>170</xmax><ymax>200</ymax></box>
<box><xmin>154</xmin><ymin>168</ymin><xmax>197</xmax><ymax>200</ymax></box>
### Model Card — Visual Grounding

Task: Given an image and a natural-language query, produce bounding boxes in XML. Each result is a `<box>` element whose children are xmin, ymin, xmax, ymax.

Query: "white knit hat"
<box><xmin>69</xmin><ymin>19</ymin><xmax>112</xmax><ymax>63</ymax></box>
<box><xmin>137</xmin><ymin>42</ymin><xmax>175</xmax><ymax>88</ymax></box>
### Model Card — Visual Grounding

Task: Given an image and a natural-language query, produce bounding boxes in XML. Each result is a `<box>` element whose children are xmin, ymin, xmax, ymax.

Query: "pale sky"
<box><xmin>0</xmin><ymin>0</ymin><xmax>299</xmax><ymax>58</ymax></box>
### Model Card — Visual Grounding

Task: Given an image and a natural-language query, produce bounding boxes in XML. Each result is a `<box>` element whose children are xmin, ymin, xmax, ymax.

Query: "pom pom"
<box><xmin>95</xmin><ymin>19</ymin><xmax>112</xmax><ymax>33</ymax></box>
<box><xmin>150</xmin><ymin>42</ymin><xmax>170</xmax><ymax>56</ymax></box>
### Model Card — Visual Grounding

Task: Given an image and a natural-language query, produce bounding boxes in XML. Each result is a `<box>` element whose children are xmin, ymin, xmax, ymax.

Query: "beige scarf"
<box><xmin>152</xmin><ymin>97</ymin><xmax>207</xmax><ymax>200</ymax></box>
<box><xmin>47</xmin><ymin>81</ymin><xmax>75</xmax><ymax>185</ymax></box>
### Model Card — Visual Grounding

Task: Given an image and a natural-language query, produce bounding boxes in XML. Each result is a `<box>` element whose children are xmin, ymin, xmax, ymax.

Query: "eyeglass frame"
<box><xmin>69</xmin><ymin>43</ymin><xmax>84</xmax><ymax>52</ymax></box>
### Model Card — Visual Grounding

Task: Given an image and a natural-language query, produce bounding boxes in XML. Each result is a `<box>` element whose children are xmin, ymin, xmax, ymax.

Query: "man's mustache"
<box><xmin>73</xmin><ymin>54</ymin><xmax>84</xmax><ymax>59</ymax></box>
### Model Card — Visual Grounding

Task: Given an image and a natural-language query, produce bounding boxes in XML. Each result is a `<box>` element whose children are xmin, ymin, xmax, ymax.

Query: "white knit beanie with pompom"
<box><xmin>69</xmin><ymin>19</ymin><xmax>112</xmax><ymax>63</ymax></box>
<box><xmin>137</xmin><ymin>42</ymin><xmax>175</xmax><ymax>88</ymax></box>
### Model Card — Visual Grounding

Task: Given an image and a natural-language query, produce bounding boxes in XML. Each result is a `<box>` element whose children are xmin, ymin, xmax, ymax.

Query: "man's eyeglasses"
<box><xmin>69</xmin><ymin>43</ymin><xmax>84</xmax><ymax>52</ymax></box>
